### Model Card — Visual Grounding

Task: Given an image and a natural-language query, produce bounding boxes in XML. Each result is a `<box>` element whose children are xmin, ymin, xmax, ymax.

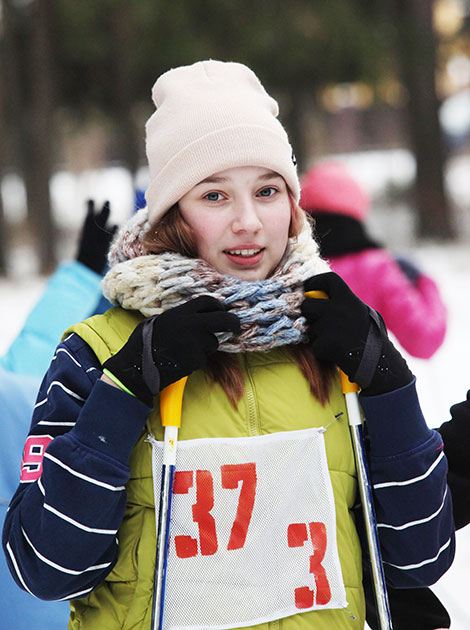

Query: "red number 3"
<box><xmin>173</xmin><ymin>469</ymin><xmax>217</xmax><ymax>558</ymax></box>
<box><xmin>288</xmin><ymin>521</ymin><xmax>331</xmax><ymax>608</ymax></box>
<box><xmin>20</xmin><ymin>435</ymin><xmax>53</xmax><ymax>482</ymax></box>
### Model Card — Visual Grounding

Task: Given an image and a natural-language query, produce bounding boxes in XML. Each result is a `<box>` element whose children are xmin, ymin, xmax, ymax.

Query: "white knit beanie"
<box><xmin>145</xmin><ymin>60</ymin><xmax>300</xmax><ymax>225</ymax></box>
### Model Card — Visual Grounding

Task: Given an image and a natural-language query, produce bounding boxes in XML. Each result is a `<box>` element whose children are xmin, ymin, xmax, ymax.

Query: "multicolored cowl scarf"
<box><xmin>102</xmin><ymin>208</ymin><xmax>330</xmax><ymax>352</ymax></box>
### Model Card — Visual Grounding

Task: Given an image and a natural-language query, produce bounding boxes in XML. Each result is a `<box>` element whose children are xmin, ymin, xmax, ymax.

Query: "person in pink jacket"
<box><xmin>300</xmin><ymin>161</ymin><xmax>447</xmax><ymax>359</ymax></box>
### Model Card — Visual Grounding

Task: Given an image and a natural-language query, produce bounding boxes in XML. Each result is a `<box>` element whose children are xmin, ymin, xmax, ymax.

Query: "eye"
<box><xmin>203</xmin><ymin>191</ymin><xmax>224</xmax><ymax>202</ymax></box>
<box><xmin>257</xmin><ymin>186</ymin><xmax>277</xmax><ymax>198</ymax></box>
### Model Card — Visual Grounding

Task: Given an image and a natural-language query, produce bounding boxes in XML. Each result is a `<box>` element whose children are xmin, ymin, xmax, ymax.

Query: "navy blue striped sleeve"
<box><xmin>2</xmin><ymin>333</ymin><xmax>151</xmax><ymax>601</ymax></box>
<box><xmin>360</xmin><ymin>380</ymin><xmax>455</xmax><ymax>588</ymax></box>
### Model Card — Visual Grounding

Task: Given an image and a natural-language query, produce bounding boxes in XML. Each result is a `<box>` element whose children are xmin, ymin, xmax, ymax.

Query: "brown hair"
<box><xmin>142</xmin><ymin>195</ymin><xmax>336</xmax><ymax>407</ymax></box>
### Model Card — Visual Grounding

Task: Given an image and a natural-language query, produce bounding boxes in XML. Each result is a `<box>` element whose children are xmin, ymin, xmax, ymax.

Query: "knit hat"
<box><xmin>145</xmin><ymin>60</ymin><xmax>300</xmax><ymax>225</ymax></box>
<box><xmin>299</xmin><ymin>161</ymin><xmax>369</xmax><ymax>221</ymax></box>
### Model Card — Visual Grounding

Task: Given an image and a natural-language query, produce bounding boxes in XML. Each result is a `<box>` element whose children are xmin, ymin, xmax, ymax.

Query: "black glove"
<box><xmin>395</xmin><ymin>256</ymin><xmax>422</xmax><ymax>286</ymax></box>
<box><xmin>76</xmin><ymin>200</ymin><xmax>118</xmax><ymax>274</ymax></box>
<box><xmin>301</xmin><ymin>272</ymin><xmax>413</xmax><ymax>396</ymax></box>
<box><xmin>437</xmin><ymin>391</ymin><xmax>470</xmax><ymax>530</ymax></box>
<box><xmin>103</xmin><ymin>296</ymin><xmax>241</xmax><ymax>406</ymax></box>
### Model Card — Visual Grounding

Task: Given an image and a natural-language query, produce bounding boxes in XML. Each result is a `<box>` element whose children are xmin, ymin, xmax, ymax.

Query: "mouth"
<box><xmin>223</xmin><ymin>247</ymin><xmax>265</xmax><ymax>266</ymax></box>
<box><xmin>224</xmin><ymin>248</ymin><xmax>264</xmax><ymax>258</ymax></box>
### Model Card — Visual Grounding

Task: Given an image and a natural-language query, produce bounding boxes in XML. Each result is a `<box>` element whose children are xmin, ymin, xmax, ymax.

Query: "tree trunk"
<box><xmin>1</xmin><ymin>0</ymin><xmax>58</xmax><ymax>274</ymax></box>
<box><xmin>0</xmin><ymin>48</ymin><xmax>8</xmax><ymax>274</ymax></box>
<box><xmin>0</xmin><ymin>169</ymin><xmax>6</xmax><ymax>274</ymax></box>
<box><xmin>1</xmin><ymin>0</ymin><xmax>25</xmax><ymax>274</ymax></box>
<box><xmin>26</xmin><ymin>0</ymin><xmax>58</xmax><ymax>272</ymax></box>
<box><xmin>391</xmin><ymin>0</ymin><xmax>454</xmax><ymax>239</ymax></box>
<box><xmin>110</xmin><ymin>1</ymin><xmax>141</xmax><ymax>179</ymax></box>
<box><xmin>281</xmin><ymin>88</ymin><xmax>309</xmax><ymax>175</ymax></box>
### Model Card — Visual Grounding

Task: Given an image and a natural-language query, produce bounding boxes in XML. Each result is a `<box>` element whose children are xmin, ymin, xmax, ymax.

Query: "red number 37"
<box><xmin>172</xmin><ymin>462</ymin><xmax>257</xmax><ymax>558</ymax></box>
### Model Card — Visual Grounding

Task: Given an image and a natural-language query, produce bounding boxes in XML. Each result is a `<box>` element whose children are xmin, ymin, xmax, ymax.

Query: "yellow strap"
<box><xmin>102</xmin><ymin>368</ymin><xmax>136</xmax><ymax>398</ymax></box>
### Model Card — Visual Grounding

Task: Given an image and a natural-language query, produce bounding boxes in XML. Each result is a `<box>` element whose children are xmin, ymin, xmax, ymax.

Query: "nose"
<box><xmin>231</xmin><ymin>197</ymin><xmax>262</xmax><ymax>233</ymax></box>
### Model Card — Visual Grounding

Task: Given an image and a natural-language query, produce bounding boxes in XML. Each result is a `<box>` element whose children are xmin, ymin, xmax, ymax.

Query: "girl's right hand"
<box><xmin>102</xmin><ymin>296</ymin><xmax>240</xmax><ymax>406</ymax></box>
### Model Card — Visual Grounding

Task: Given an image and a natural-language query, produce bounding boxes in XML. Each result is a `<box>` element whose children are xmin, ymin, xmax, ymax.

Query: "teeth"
<box><xmin>227</xmin><ymin>248</ymin><xmax>262</xmax><ymax>257</ymax></box>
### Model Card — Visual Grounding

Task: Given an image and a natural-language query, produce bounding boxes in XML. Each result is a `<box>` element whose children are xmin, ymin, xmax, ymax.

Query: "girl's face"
<box><xmin>178</xmin><ymin>166</ymin><xmax>292</xmax><ymax>281</ymax></box>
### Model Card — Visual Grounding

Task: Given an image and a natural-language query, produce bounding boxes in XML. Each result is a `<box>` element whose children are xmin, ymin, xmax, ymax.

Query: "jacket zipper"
<box><xmin>242</xmin><ymin>356</ymin><xmax>260</xmax><ymax>436</ymax></box>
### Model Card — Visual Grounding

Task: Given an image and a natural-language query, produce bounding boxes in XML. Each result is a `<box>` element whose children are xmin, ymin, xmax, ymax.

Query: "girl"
<box><xmin>299</xmin><ymin>161</ymin><xmax>447</xmax><ymax>359</ymax></box>
<box><xmin>3</xmin><ymin>60</ymin><xmax>454</xmax><ymax>630</ymax></box>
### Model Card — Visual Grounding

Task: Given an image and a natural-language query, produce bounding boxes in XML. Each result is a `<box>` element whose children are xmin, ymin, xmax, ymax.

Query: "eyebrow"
<box><xmin>258</xmin><ymin>171</ymin><xmax>283</xmax><ymax>181</ymax></box>
<box><xmin>197</xmin><ymin>175</ymin><xmax>228</xmax><ymax>185</ymax></box>
<box><xmin>196</xmin><ymin>170</ymin><xmax>283</xmax><ymax>186</ymax></box>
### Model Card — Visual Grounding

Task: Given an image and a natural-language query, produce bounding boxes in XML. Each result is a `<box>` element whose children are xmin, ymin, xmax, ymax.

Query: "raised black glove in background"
<box><xmin>395</xmin><ymin>256</ymin><xmax>422</xmax><ymax>286</ymax></box>
<box><xmin>103</xmin><ymin>296</ymin><xmax>241</xmax><ymax>406</ymax></box>
<box><xmin>301</xmin><ymin>272</ymin><xmax>413</xmax><ymax>396</ymax></box>
<box><xmin>76</xmin><ymin>200</ymin><xmax>117</xmax><ymax>274</ymax></box>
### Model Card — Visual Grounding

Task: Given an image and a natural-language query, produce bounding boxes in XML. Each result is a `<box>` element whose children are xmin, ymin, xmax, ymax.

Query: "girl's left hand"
<box><xmin>301</xmin><ymin>272</ymin><xmax>412</xmax><ymax>395</ymax></box>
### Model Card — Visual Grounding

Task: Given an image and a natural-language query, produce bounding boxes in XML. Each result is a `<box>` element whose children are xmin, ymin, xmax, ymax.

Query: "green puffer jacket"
<box><xmin>67</xmin><ymin>307</ymin><xmax>364</xmax><ymax>630</ymax></box>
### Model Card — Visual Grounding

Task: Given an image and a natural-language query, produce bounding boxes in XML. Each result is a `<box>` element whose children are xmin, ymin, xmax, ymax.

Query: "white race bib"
<box><xmin>149</xmin><ymin>427</ymin><xmax>347</xmax><ymax>630</ymax></box>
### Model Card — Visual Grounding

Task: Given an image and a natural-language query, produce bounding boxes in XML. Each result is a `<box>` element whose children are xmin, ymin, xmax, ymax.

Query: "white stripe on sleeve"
<box><xmin>44</xmin><ymin>503</ymin><xmax>118</xmax><ymax>535</ymax></box>
<box><xmin>373</xmin><ymin>452</ymin><xmax>445</xmax><ymax>490</ymax></box>
<box><xmin>21</xmin><ymin>527</ymin><xmax>112</xmax><ymax>576</ymax></box>
<box><xmin>386</xmin><ymin>536</ymin><xmax>452</xmax><ymax>571</ymax></box>
<box><xmin>56</xmin><ymin>586</ymin><xmax>94</xmax><ymax>601</ymax></box>
<box><xmin>6</xmin><ymin>542</ymin><xmax>34</xmax><ymax>595</ymax></box>
<box><xmin>53</xmin><ymin>348</ymin><xmax>82</xmax><ymax>367</ymax></box>
<box><xmin>35</xmin><ymin>381</ymin><xmax>86</xmax><ymax>409</ymax></box>
<box><xmin>44</xmin><ymin>453</ymin><xmax>126</xmax><ymax>491</ymax></box>
<box><xmin>378</xmin><ymin>488</ymin><xmax>448</xmax><ymax>531</ymax></box>
<box><xmin>37</xmin><ymin>421</ymin><xmax>76</xmax><ymax>427</ymax></box>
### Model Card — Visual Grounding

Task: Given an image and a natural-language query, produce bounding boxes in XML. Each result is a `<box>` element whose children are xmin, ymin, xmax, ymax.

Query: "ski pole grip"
<box><xmin>160</xmin><ymin>376</ymin><xmax>188</xmax><ymax>427</ymax></box>
<box><xmin>304</xmin><ymin>290</ymin><xmax>360</xmax><ymax>394</ymax></box>
<box><xmin>340</xmin><ymin>370</ymin><xmax>360</xmax><ymax>394</ymax></box>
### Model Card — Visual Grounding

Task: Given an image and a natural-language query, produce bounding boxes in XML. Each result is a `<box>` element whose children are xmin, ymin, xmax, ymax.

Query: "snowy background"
<box><xmin>1</xmin><ymin>150</ymin><xmax>469</xmax><ymax>628</ymax></box>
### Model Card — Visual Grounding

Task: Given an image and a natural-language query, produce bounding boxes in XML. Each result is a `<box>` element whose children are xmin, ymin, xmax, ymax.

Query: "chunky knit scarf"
<box><xmin>102</xmin><ymin>208</ymin><xmax>330</xmax><ymax>352</ymax></box>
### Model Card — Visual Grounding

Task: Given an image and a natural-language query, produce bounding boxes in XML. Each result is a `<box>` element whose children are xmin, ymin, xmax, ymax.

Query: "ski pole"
<box><xmin>151</xmin><ymin>376</ymin><xmax>188</xmax><ymax>630</ymax></box>
<box><xmin>305</xmin><ymin>290</ymin><xmax>393</xmax><ymax>630</ymax></box>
